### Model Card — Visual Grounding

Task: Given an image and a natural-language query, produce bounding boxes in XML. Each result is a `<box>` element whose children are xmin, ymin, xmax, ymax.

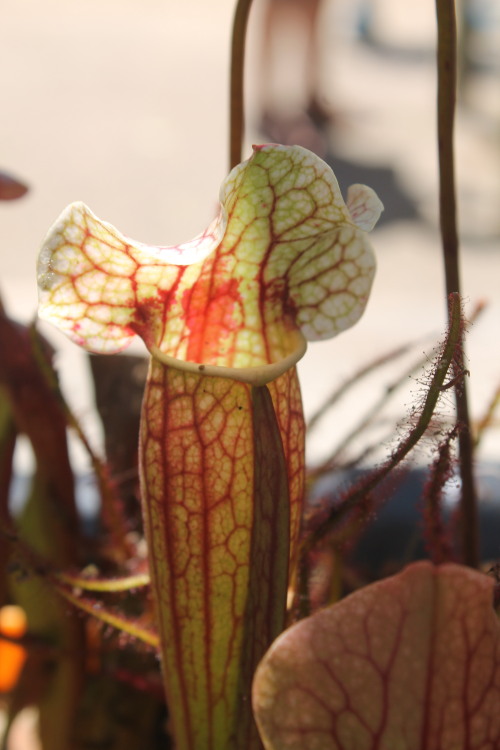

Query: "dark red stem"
<box><xmin>229</xmin><ymin>0</ymin><xmax>254</xmax><ymax>169</ymax></box>
<box><xmin>435</xmin><ymin>0</ymin><xmax>478</xmax><ymax>567</ymax></box>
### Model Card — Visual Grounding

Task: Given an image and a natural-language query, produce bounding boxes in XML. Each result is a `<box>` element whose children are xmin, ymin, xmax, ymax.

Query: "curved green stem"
<box><xmin>229</xmin><ymin>0</ymin><xmax>254</xmax><ymax>169</ymax></box>
<box><xmin>54</xmin><ymin>585</ymin><xmax>159</xmax><ymax>649</ymax></box>
<box><xmin>54</xmin><ymin>571</ymin><xmax>150</xmax><ymax>593</ymax></box>
<box><xmin>436</xmin><ymin>0</ymin><xmax>478</xmax><ymax>567</ymax></box>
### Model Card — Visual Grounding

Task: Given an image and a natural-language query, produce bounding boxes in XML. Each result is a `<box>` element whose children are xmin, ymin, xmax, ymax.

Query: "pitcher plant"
<box><xmin>37</xmin><ymin>143</ymin><xmax>382</xmax><ymax>749</ymax></box>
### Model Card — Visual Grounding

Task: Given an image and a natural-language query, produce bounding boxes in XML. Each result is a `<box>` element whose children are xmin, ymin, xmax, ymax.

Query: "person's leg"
<box><xmin>260</xmin><ymin>0</ymin><xmax>324</xmax><ymax>109</ymax></box>
<box><xmin>258</xmin><ymin>0</ymin><xmax>330</xmax><ymax>153</ymax></box>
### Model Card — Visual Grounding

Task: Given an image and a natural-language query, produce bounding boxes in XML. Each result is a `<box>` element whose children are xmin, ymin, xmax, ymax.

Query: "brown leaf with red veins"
<box><xmin>0</xmin><ymin>171</ymin><xmax>28</xmax><ymax>200</ymax></box>
<box><xmin>253</xmin><ymin>561</ymin><xmax>500</xmax><ymax>750</ymax></box>
<box><xmin>0</xmin><ymin>312</ymin><xmax>78</xmax><ymax>543</ymax></box>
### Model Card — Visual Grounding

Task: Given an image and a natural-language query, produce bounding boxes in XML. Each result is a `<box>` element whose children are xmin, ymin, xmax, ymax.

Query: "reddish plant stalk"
<box><xmin>229</xmin><ymin>0</ymin><xmax>254</xmax><ymax>169</ymax></box>
<box><xmin>302</xmin><ymin>293</ymin><xmax>464</xmax><ymax>556</ymax></box>
<box><xmin>435</xmin><ymin>0</ymin><xmax>478</xmax><ymax>567</ymax></box>
<box><xmin>422</xmin><ymin>425</ymin><xmax>459</xmax><ymax>564</ymax></box>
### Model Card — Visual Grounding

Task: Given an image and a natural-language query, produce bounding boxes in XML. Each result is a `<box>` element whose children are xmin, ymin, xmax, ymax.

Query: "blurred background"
<box><xmin>1</xmin><ymin>0</ymin><xmax>499</xmax><ymax>469</ymax></box>
<box><xmin>0</xmin><ymin>2</ymin><xmax>499</xmax><ymax>745</ymax></box>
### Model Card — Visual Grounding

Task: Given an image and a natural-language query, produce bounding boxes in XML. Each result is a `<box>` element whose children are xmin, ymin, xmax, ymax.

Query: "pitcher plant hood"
<box><xmin>37</xmin><ymin>144</ymin><xmax>382</xmax><ymax>384</ymax></box>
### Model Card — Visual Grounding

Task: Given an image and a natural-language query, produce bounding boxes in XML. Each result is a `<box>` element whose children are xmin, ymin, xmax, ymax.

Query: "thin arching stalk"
<box><xmin>436</xmin><ymin>0</ymin><xmax>478</xmax><ymax>567</ymax></box>
<box><xmin>229</xmin><ymin>0</ymin><xmax>254</xmax><ymax>170</ymax></box>
<box><xmin>301</xmin><ymin>293</ymin><xmax>465</xmax><ymax>561</ymax></box>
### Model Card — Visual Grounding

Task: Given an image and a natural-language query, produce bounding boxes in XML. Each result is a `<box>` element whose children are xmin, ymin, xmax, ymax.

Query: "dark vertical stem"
<box><xmin>229</xmin><ymin>0</ymin><xmax>254</xmax><ymax>170</ymax></box>
<box><xmin>436</xmin><ymin>0</ymin><xmax>459</xmax><ymax>291</ymax></box>
<box><xmin>435</xmin><ymin>0</ymin><xmax>479</xmax><ymax>567</ymax></box>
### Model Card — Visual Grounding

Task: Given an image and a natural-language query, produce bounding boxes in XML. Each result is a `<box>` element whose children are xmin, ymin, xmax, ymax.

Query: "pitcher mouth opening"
<box><xmin>147</xmin><ymin>331</ymin><xmax>308</xmax><ymax>386</ymax></box>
